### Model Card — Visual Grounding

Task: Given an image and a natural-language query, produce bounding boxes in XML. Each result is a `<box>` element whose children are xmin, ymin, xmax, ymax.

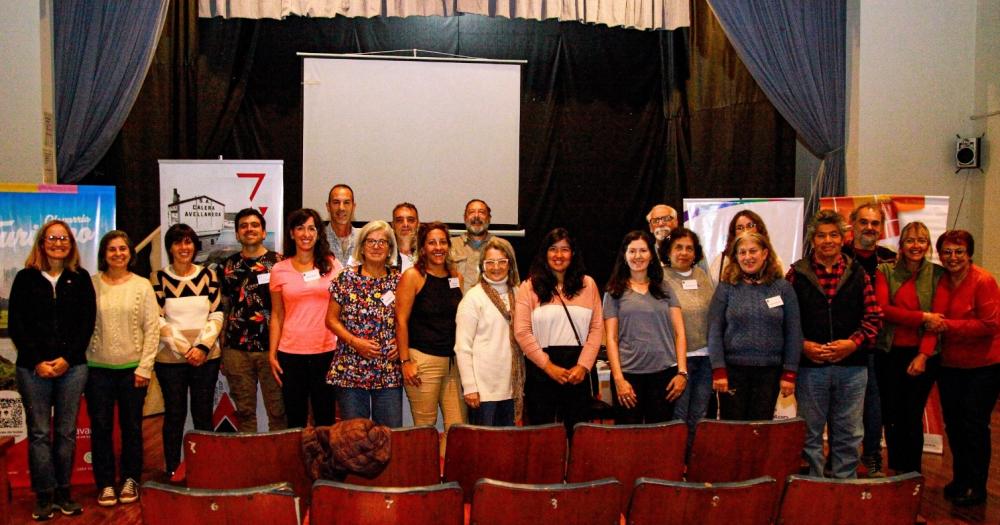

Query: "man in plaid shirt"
<box><xmin>786</xmin><ymin>209</ymin><xmax>883</xmax><ymax>478</ymax></box>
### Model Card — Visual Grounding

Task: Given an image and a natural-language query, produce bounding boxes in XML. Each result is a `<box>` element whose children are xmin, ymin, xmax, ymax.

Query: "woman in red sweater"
<box><xmin>925</xmin><ymin>230</ymin><xmax>1000</xmax><ymax>507</ymax></box>
<box><xmin>873</xmin><ymin>221</ymin><xmax>944</xmax><ymax>475</ymax></box>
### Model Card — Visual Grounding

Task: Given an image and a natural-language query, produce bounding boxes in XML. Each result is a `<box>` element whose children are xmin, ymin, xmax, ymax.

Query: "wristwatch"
<box><xmin>677</xmin><ymin>370</ymin><xmax>689</xmax><ymax>378</ymax></box>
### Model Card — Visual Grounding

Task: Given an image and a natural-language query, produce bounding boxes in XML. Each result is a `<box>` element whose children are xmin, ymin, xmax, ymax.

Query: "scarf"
<box><xmin>480</xmin><ymin>275</ymin><xmax>526</xmax><ymax>422</ymax></box>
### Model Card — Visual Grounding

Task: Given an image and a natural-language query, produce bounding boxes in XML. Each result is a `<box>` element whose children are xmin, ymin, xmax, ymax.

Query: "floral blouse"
<box><xmin>326</xmin><ymin>265</ymin><xmax>402</xmax><ymax>389</ymax></box>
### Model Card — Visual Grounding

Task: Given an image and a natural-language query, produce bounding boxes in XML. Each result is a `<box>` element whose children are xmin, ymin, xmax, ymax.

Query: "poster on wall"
<box><xmin>0</xmin><ymin>183</ymin><xmax>116</xmax><ymax>487</ymax></box>
<box><xmin>158</xmin><ymin>160</ymin><xmax>284</xmax><ymax>268</ymax></box>
<box><xmin>684</xmin><ymin>198</ymin><xmax>806</xmax><ymax>276</ymax></box>
<box><xmin>820</xmin><ymin>195</ymin><xmax>950</xmax><ymax>264</ymax></box>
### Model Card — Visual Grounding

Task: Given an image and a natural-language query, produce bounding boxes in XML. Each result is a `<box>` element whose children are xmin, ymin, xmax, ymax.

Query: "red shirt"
<box><xmin>931</xmin><ymin>264</ymin><xmax>1000</xmax><ymax>368</ymax></box>
<box><xmin>874</xmin><ymin>271</ymin><xmax>936</xmax><ymax>355</ymax></box>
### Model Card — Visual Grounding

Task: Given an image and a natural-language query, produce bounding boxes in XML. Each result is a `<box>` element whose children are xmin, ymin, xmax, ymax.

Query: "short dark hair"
<box><xmin>234</xmin><ymin>208</ymin><xmax>266</xmax><ymax>231</ymax></box>
<box><xmin>661</xmin><ymin>227</ymin><xmax>704</xmax><ymax>266</ymax></box>
<box><xmin>164</xmin><ymin>223</ymin><xmax>201</xmax><ymax>263</ymax></box>
<box><xmin>806</xmin><ymin>209</ymin><xmax>847</xmax><ymax>242</ymax></box>
<box><xmin>464</xmin><ymin>199</ymin><xmax>491</xmax><ymax>215</ymax></box>
<box><xmin>98</xmin><ymin>230</ymin><xmax>136</xmax><ymax>272</ymax></box>
<box><xmin>328</xmin><ymin>184</ymin><xmax>355</xmax><ymax>203</ymax></box>
<box><xmin>392</xmin><ymin>202</ymin><xmax>418</xmax><ymax>219</ymax></box>
<box><xmin>936</xmin><ymin>230</ymin><xmax>975</xmax><ymax>258</ymax></box>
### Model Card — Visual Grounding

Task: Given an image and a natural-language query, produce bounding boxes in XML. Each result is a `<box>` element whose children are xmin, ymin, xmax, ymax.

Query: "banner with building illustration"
<box><xmin>0</xmin><ymin>183</ymin><xmax>116</xmax><ymax>487</ymax></box>
<box><xmin>158</xmin><ymin>160</ymin><xmax>284</xmax><ymax>268</ymax></box>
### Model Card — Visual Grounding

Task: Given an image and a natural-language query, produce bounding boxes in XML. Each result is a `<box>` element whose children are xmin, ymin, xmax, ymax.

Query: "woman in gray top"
<box><xmin>661</xmin><ymin>228</ymin><xmax>715</xmax><ymax>434</ymax></box>
<box><xmin>603</xmin><ymin>230</ymin><xmax>687</xmax><ymax>424</ymax></box>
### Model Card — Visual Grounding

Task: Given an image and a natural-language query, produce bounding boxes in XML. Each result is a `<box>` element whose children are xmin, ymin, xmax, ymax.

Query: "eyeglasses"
<box><xmin>650</xmin><ymin>216</ymin><xmax>674</xmax><ymax>226</ymax></box>
<box><xmin>483</xmin><ymin>258</ymin><xmax>509</xmax><ymax>267</ymax></box>
<box><xmin>364</xmin><ymin>238</ymin><xmax>389</xmax><ymax>248</ymax></box>
<box><xmin>735</xmin><ymin>222</ymin><xmax>757</xmax><ymax>233</ymax></box>
<box><xmin>940</xmin><ymin>248</ymin><xmax>967</xmax><ymax>257</ymax></box>
<box><xmin>45</xmin><ymin>235</ymin><xmax>70</xmax><ymax>243</ymax></box>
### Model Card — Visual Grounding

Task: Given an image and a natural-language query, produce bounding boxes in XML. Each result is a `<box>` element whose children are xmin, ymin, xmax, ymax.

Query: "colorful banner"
<box><xmin>683</xmin><ymin>197</ymin><xmax>806</xmax><ymax>274</ymax></box>
<box><xmin>158</xmin><ymin>160</ymin><xmax>284</xmax><ymax>268</ymax></box>
<box><xmin>820</xmin><ymin>195</ymin><xmax>950</xmax><ymax>264</ymax></box>
<box><xmin>0</xmin><ymin>183</ymin><xmax>116</xmax><ymax>487</ymax></box>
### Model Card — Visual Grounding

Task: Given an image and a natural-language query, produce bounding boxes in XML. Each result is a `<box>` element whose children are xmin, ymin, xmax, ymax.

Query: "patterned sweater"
<box><xmin>89</xmin><ymin>273</ymin><xmax>160</xmax><ymax>378</ymax></box>
<box><xmin>151</xmin><ymin>264</ymin><xmax>224</xmax><ymax>364</ymax></box>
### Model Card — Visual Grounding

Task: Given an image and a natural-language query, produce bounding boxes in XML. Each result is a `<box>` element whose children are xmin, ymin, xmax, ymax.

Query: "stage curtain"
<box><xmin>53</xmin><ymin>0</ymin><xmax>168</xmax><ymax>183</ymax></box>
<box><xmin>198</xmin><ymin>0</ymin><xmax>690</xmax><ymax>31</ymax></box>
<box><xmin>86</xmin><ymin>0</ymin><xmax>794</xmax><ymax>283</ymax></box>
<box><xmin>706</xmin><ymin>0</ymin><xmax>845</xmax><ymax>220</ymax></box>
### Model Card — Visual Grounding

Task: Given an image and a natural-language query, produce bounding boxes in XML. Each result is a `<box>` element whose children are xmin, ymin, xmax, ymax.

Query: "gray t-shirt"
<box><xmin>602</xmin><ymin>284</ymin><xmax>682</xmax><ymax>373</ymax></box>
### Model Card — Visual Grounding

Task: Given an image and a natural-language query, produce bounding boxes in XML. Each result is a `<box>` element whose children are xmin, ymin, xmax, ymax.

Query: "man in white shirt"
<box><xmin>325</xmin><ymin>184</ymin><xmax>359</xmax><ymax>266</ymax></box>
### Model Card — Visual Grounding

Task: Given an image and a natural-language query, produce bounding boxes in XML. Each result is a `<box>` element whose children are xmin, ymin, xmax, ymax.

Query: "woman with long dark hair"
<box><xmin>10</xmin><ymin>220</ymin><xmax>95</xmax><ymax>520</ymax></box>
<box><xmin>87</xmin><ymin>231</ymin><xmax>158</xmax><ymax>507</ymax></box>
<box><xmin>709</xmin><ymin>210</ymin><xmax>784</xmax><ymax>285</ymax></box>
<box><xmin>603</xmin><ymin>230</ymin><xmax>687</xmax><ymax>424</ymax></box>
<box><xmin>268</xmin><ymin>208</ymin><xmax>342</xmax><ymax>428</ymax></box>
<box><xmin>513</xmin><ymin>228</ymin><xmax>603</xmax><ymax>434</ymax></box>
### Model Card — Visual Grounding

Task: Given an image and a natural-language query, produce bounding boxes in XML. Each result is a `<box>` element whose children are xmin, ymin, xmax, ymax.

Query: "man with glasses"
<box><xmin>842</xmin><ymin>202</ymin><xmax>896</xmax><ymax>478</ymax></box>
<box><xmin>646</xmin><ymin>204</ymin><xmax>679</xmax><ymax>250</ymax></box>
<box><xmin>450</xmin><ymin>199</ymin><xmax>517</xmax><ymax>294</ymax></box>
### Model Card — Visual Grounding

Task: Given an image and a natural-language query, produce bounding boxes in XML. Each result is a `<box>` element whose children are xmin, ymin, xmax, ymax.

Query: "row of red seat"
<box><xmin>140</xmin><ymin>471</ymin><xmax>924</xmax><ymax>525</ymax></box>
<box><xmin>152</xmin><ymin>419</ymin><xmax>923</xmax><ymax>524</ymax></box>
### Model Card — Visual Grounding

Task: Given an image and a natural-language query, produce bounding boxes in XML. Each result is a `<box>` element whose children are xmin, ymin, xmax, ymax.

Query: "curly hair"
<box><xmin>660</xmin><ymin>227</ymin><xmax>704</xmax><ymax>267</ymax></box>
<box><xmin>414</xmin><ymin>221</ymin><xmax>453</xmax><ymax>276</ymax></box>
<box><xmin>720</xmin><ymin>232</ymin><xmax>784</xmax><ymax>285</ymax></box>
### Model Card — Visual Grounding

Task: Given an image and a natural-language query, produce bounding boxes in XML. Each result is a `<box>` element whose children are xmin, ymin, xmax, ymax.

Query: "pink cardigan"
<box><xmin>513</xmin><ymin>276</ymin><xmax>604</xmax><ymax>370</ymax></box>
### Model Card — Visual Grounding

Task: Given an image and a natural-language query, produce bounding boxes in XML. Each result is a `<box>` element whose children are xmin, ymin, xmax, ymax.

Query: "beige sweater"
<box><xmin>89</xmin><ymin>273</ymin><xmax>160</xmax><ymax>378</ymax></box>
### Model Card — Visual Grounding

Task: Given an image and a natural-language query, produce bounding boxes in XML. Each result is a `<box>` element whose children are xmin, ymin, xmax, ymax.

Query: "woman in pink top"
<box><xmin>269</xmin><ymin>209</ymin><xmax>342</xmax><ymax>427</ymax></box>
<box><xmin>924</xmin><ymin>230</ymin><xmax>1000</xmax><ymax>506</ymax></box>
<box><xmin>514</xmin><ymin>228</ymin><xmax>603</xmax><ymax>435</ymax></box>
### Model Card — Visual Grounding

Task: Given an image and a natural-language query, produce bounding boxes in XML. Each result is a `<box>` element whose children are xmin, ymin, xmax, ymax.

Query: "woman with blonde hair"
<box><xmin>455</xmin><ymin>237</ymin><xmax>524</xmax><ymax>426</ymax></box>
<box><xmin>708</xmin><ymin>232</ymin><xmax>801</xmax><ymax>420</ymax></box>
<box><xmin>10</xmin><ymin>220</ymin><xmax>95</xmax><ymax>519</ymax></box>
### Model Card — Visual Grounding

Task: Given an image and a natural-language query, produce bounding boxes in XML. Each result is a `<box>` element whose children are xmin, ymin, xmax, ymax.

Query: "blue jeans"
<box><xmin>797</xmin><ymin>365</ymin><xmax>867</xmax><ymax>478</ymax></box>
<box><xmin>85</xmin><ymin>367</ymin><xmax>148</xmax><ymax>488</ymax></box>
<box><xmin>673</xmin><ymin>356</ymin><xmax>714</xmax><ymax>457</ymax></box>
<box><xmin>16</xmin><ymin>364</ymin><xmax>89</xmax><ymax>495</ymax></box>
<box><xmin>155</xmin><ymin>359</ymin><xmax>221</xmax><ymax>473</ymax></box>
<box><xmin>469</xmin><ymin>399</ymin><xmax>515</xmax><ymax>427</ymax></box>
<box><xmin>861</xmin><ymin>353</ymin><xmax>882</xmax><ymax>460</ymax></box>
<box><xmin>337</xmin><ymin>387</ymin><xmax>403</xmax><ymax>428</ymax></box>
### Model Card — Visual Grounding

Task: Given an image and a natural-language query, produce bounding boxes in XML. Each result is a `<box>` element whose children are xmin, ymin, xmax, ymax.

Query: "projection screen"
<box><xmin>301</xmin><ymin>54</ymin><xmax>523</xmax><ymax>226</ymax></box>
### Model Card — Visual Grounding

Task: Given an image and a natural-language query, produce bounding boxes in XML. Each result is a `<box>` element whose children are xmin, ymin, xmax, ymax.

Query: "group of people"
<box><xmin>8</xmin><ymin>188</ymin><xmax>999</xmax><ymax>521</ymax></box>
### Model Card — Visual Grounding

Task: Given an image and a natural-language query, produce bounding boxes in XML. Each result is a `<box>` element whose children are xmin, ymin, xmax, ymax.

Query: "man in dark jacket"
<box><xmin>787</xmin><ymin>209</ymin><xmax>883</xmax><ymax>478</ymax></box>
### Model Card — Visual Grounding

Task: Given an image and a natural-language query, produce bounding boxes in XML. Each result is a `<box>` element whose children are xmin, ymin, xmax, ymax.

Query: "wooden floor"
<box><xmin>8</xmin><ymin>408</ymin><xmax>1000</xmax><ymax>524</ymax></box>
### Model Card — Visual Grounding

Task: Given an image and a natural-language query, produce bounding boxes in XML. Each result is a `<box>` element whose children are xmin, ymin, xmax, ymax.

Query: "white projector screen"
<box><xmin>301</xmin><ymin>54</ymin><xmax>523</xmax><ymax>226</ymax></box>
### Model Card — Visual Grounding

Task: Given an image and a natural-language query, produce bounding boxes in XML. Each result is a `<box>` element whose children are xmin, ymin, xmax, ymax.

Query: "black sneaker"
<box><xmin>54</xmin><ymin>487</ymin><xmax>83</xmax><ymax>516</ymax></box>
<box><xmin>32</xmin><ymin>493</ymin><xmax>54</xmax><ymax>521</ymax></box>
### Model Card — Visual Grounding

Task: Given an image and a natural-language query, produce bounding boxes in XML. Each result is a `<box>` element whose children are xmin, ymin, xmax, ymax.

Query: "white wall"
<box><xmin>976</xmin><ymin>0</ymin><xmax>1000</xmax><ymax>272</ymax></box>
<box><xmin>0</xmin><ymin>0</ymin><xmax>50</xmax><ymax>184</ymax></box>
<box><xmin>846</xmin><ymin>0</ymin><xmax>994</xmax><ymax>269</ymax></box>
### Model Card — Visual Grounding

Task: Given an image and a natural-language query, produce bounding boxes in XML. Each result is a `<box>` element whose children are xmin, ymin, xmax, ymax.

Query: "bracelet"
<box><xmin>401</xmin><ymin>358</ymin><xmax>412</xmax><ymax>364</ymax></box>
<box><xmin>677</xmin><ymin>370</ymin><xmax>689</xmax><ymax>378</ymax></box>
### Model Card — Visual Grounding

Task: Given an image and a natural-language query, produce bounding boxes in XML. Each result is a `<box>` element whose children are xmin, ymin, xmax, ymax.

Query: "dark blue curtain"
<box><xmin>706</xmin><ymin>0</ymin><xmax>845</xmax><ymax>220</ymax></box>
<box><xmin>54</xmin><ymin>0</ymin><xmax>168</xmax><ymax>183</ymax></box>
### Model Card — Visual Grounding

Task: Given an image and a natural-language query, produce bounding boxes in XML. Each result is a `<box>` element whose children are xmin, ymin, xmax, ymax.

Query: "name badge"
<box><xmin>381</xmin><ymin>290</ymin><xmax>395</xmax><ymax>306</ymax></box>
<box><xmin>303</xmin><ymin>269</ymin><xmax>320</xmax><ymax>282</ymax></box>
<box><xmin>766</xmin><ymin>295</ymin><xmax>784</xmax><ymax>308</ymax></box>
<box><xmin>448</xmin><ymin>277</ymin><xmax>460</xmax><ymax>289</ymax></box>
<box><xmin>682</xmin><ymin>279</ymin><xmax>698</xmax><ymax>290</ymax></box>
<box><xmin>257</xmin><ymin>273</ymin><xmax>270</xmax><ymax>285</ymax></box>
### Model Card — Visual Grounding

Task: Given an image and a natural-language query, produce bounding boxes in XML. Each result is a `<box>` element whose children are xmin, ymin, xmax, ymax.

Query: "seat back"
<box><xmin>777</xmin><ymin>472</ymin><xmax>924</xmax><ymax>525</ymax></box>
<box><xmin>343</xmin><ymin>426</ymin><xmax>440</xmax><ymax>487</ymax></box>
<box><xmin>141</xmin><ymin>481</ymin><xmax>301</xmax><ymax>525</ymax></box>
<box><xmin>627</xmin><ymin>476</ymin><xmax>778</xmax><ymax>525</ymax></box>
<box><xmin>443</xmin><ymin>423</ymin><xmax>567</xmax><ymax>502</ymax></box>
<box><xmin>470</xmin><ymin>478</ymin><xmax>622</xmax><ymax>525</ymax></box>
<box><xmin>310</xmin><ymin>480</ymin><xmax>463</xmax><ymax>525</ymax></box>
<box><xmin>566</xmin><ymin>422</ymin><xmax>686</xmax><ymax>513</ymax></box>
<box><xmin>687</xmin><ymin>418</ymin><xmax>805</xmax><ymax>488</ymax></box>
<box><xmin>183</xmin><ymin>429</ymin><xmax>312</xmax><ymax>502</ymax></box>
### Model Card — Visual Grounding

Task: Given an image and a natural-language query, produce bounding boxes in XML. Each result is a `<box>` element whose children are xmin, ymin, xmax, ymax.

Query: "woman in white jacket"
<box><xmin>455</xmin><ymin>238</ymin><xmax>523</xmax><ymax>426</ymax></box>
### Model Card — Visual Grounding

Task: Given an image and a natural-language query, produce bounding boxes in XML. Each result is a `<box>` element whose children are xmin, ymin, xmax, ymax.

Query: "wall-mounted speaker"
<box><xmin>956</xmin><ymin>137</ymin><xmax>981</xmax><ymax>169</ymax></box>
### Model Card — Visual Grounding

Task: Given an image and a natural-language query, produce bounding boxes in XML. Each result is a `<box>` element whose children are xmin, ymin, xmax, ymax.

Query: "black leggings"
<box><xmin>277</xmin><ymin>351</ymin><xmax>336</xmax><ymax>428</ymax></box>
<box><xmin>610</xmin><ymin>368</ymin><xmax>677</xmax><ymax>424</ymax></box>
